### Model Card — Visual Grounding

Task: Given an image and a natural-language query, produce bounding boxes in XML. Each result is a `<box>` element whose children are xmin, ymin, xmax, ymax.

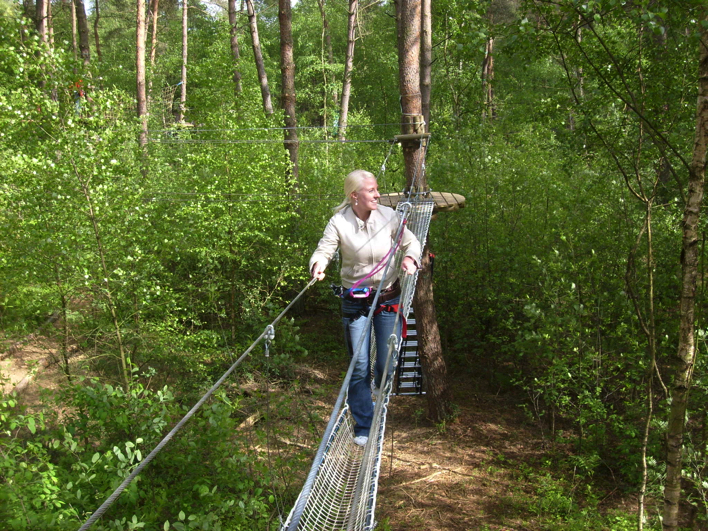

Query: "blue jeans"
<box><xmin>342</xmin><ymin>296</ymin><xmax>401</xmax><ymax>437</ymax></box>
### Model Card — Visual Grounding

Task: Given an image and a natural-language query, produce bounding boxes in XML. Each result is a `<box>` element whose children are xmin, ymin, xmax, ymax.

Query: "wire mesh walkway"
<box><xmin>282</xmin><ymin>198</ymin><xmax>435</xmax><ymax>531</ymax></box>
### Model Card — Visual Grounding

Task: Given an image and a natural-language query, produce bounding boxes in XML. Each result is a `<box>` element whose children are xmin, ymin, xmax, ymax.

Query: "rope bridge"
<box><xmin>76</xmin><ymin>130</ymin><xmax>439</xmax><ymax>530</ymax></box>
<box><xmin>282</xmin><ymin>198</ymin><xmax>434</xmax><ymax>531</ymax></box>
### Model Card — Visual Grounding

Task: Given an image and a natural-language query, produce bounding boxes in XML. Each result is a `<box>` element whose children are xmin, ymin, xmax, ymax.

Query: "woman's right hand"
<box><xmin>311</xmin><ymin>262</ymin><xmax>326</xmax><ymax>281</ymax></box>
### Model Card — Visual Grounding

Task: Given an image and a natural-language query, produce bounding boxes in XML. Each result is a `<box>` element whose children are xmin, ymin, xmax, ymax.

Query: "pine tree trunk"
<box><xmin>136</xmin><ymin>0</ymin><xmax>148</xmax><ymax>147</ymax></box>
<box><xmin>93</xmin><ymin>0</ymin><xmax>102</xmax><ymax>62</ymax></box>
<box><xmin>662</xmin><ymin>12</ymin><xmax>708</xmax><ymax>530</ymax></box>
<box><xmin>147</xmin><ymin>0</ymin><xmax>159</xmax><ymax>109</ymax></box>
<box><xmin>71</xmin><ymin>0</ymin><xmax>78</xmax><ymax>63</ymax></box>
<box><xmin>481</xmin><ymin>35</ymin><xmax>495</xmax><ymax>120</ymax></box>
<box><xmin>179</xmin><ymin>0</ymin><xmax>188</xmax><ymax>122</ymax></box>
<box><xmin>246</xmin><ymin>0</ymin><xmax>273</xmax><ymax>115</ymax></box>
<box><xmin>317</xmin><ymin>0</ymin><xmax>337</xmax><ymax>108</ymax></box>
<box><xmin>36</xmin><ymin>0</ymin><xmax>48</xmax><ymax>47</ymax></box>
<box><xmin>228</xmin><ymin>0</ymin><xmax>242</xmax><ymax>95</ymax></box>
<box><xmin>47</xmin><ymin>0</ymin><xmax>54</xmax><ymax>49</ymax></box>
<box><xmin>75</xmin><ymin>0</ymin><xmax>91</xmax><ymax>64</ymax></box>
<box><xmin>397</xmin><ymin>0</ymin><xmax>453</xmax><ymax>422</ymax></box>
<box><xmin>420</xmin><ymin>0</ymin><xmax>431</xmax><ymax>131</ymax></box>
<box><xmin>279</xmin><ymin>0</ymin><xmax>299</xmax><ymax>187</ymax></box>
<box><xmin>149</xmin><ymin>0</ymin><xmax>159</xmax><ymax>66</ymax></box>
<box><xmin>337</xmin><ymin>0</ymin><xmax>357</xmax><ymax>141</ymax></box>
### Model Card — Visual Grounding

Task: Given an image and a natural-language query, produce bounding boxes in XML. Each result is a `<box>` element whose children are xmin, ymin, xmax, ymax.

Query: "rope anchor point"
<box><xmin>264</xmin><ymin>325</ymin><xmax>275</xmax><ymax>357</ymax></box>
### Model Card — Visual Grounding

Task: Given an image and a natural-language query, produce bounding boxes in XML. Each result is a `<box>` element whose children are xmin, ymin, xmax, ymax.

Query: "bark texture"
<box><xmin>36</xmin><ymin>0</ymin><xmax>48</xmax><ymax>47</ymax></box>
<box><xmin>481</xmin><ymin>35</ymin><xmax>495</xmax><ymax>120</ymax></box>
<box><xmin>93</xmin><ymin>0</ymin><xmax>102</xmax><ymax>62</ymax></box>
<box><xmin>420</xmin><ymin>0</ymin><xmax>431</xmax><ymax>131</ymax></box>
<box><xmin>662</xmin><ymin>15</ymin><xmax>708</xmax><ymax>530</ymax></box>
<box><xmin>71</xmin><ymin>0</ymin><xmax>78</xmax><ymax>62</ymax></box>
<box><xmin>317</xmin><ymin>0</ymin><xmax>338</xmax><ymax>108</ymax></box>
<box><xmin>47</xmin><ymin>0</ymin><xmax>54</xmax><ymax>48</ymax></box>
<box><xmin>149</xmin><ymin>0</ymin><xmax>159</xmax><ymax>66</ymax></box>
<box><xmin>179</xmin><ymin>0</ymin><xmax>188</xmax><ymax>122</ymax></box>
<box><xmin>337</xmin><ymin>0</ymin><xmax>357</xmax><ymax>140</ymax></box>
<box><xmin>75</xmin><ymin>0</ymin><xmax>91</xmax><ymax>64</ymax></box>
<box><xmin>279</xmin><ymin>0</ymin><xmax>299</xmax><ymax>186</ymax></box>
<box><xmin>397</xmin><ymin>0</ymin><xmax>453</xmax><ymax>422</ymax></box>
<box><xmin>246</xmin><ymin>0</ymin><xmax>273</xmax><ymax>115</ymax></box>
<box><xmin>136</xmin><ymin>0</ymin><xmax>148</xmax><ymax>147</ymax></box>
<box><xmin>228</xmin><ymin>0</ymin><xmax>242</xmax><ymax>94</ymax></box>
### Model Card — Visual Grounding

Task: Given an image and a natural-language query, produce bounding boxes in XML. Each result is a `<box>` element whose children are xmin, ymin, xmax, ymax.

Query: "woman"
<box><xmin>309</xmin><ymin>170</ymin><xmax>421</xmax><ymax>446</ymax></box>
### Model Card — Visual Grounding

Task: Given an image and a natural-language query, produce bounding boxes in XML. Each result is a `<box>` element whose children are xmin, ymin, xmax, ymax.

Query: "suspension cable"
<box><xmin>78</xmin><ymin>277</ymin><xmax>318</xmax><ymax>531</ymax></box>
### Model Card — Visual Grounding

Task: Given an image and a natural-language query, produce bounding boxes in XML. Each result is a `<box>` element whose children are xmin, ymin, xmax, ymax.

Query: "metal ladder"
<box><xmin>394</xmin><ymin>313</ymin><xmax>425</xmax><ymax>395</ymax></box>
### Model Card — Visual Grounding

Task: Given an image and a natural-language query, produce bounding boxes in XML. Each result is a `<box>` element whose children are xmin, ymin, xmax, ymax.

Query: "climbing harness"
<box><xmin>374</xmin><ymin>303</ymin><xmax>407</xmax><ymax>338</ymax></box>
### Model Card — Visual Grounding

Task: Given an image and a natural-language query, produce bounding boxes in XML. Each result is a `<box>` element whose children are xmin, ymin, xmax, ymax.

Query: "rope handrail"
<box><xmin>77</xmin><ymin>277</ymin><xmax>318</xmax><ymax>531</ymax></box>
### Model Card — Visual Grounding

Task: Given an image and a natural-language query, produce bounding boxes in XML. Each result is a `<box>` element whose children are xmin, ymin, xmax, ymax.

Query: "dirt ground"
<box><xmin>0</xmin><ymin>336</ymin><xmax>84</xmax><ymax>404</ymax></box>
<box><xmin>376</xmin><ymin>390</ymin><xmax>546</xmax><ymax>531</ymax></box>
<box><xmin>1</xmin><ymin>330</ymin><xmax>639</xmax><ymax>531</ymax></box>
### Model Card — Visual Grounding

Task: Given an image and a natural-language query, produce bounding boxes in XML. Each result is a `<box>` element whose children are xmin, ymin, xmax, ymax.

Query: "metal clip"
<box><xmin>264</xmin><ymin>325</ymin><xmax>275</xmax><ymax>357</ymax></box>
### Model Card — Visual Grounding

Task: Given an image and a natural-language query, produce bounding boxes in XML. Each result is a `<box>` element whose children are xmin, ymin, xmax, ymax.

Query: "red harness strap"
<box><xmin>374</xmin><ymin>304</ymin><xmax>407</xmax><ymax>338</ymax></box>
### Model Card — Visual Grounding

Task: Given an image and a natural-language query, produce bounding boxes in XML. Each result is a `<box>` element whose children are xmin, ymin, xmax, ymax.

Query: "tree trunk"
<box><xmin>93</xmin><ymin>0</ymin><xmax>102</xmax><ymax>62</ymax></box>
<box><xmin>147</xmin><ymin>0</ymin><xmax>159</xmax><ymax>108</ymax></box>
<box><xmin>481</xmin><ymin>35</ymin><xmax>495</xmax><ymax>120</ymax></box>
<box><xmin>662</xmin><ymin>13</ymin><xmax>708</xmax><ymax>530</ymax></box>
<box><xmin>136</xmin><ymin>0</ymin><xmax>148</xmax><ymax>147</ymax></box>
<box><xmin>149</xmin><ymin>0</ymin><xmax>159</xmax><ymax>66</ymax></box>
<box><xmin>397</xmin><ymin>0</ymin><xmax>453</xmax><ymax>422</ymax></box>
<box><xmin>279</xmin><ymin>0</ymin><xmax>299</xmax><ymax>187</ymax></box>
<box><xmin>75</xmin><ymin>0</ymin><xmax>91</xmax><ymax>64</ymax></box>
<box><xmin>337</xmin><ymin>0</ymin><xmax>357</xmax><ymax>141</ymax></box>
<box><xmin>228</xmin><ymin>0</ymin><xmax>242</xmax><ymax>95</ymax></box>
<box><xmin>420</xmin><ymin>0</ymin><xmax>431</xmax><ymax>132</ymax></box>
<box><xmin>36</xmin><ymin>0</ymin><xmax>48</xmax><ymax>47</ymax></box>
<box><xmin>317</xmin><ymin>0</ymin><xmax>337</xmax><ymax>108</ymax></box>
<box><xmin>47</xmin><ymin>0</ymin><xmax>54</xmax><ymax>49</ymax></box>
<box><xmin>246</xmin><ymin>0</ymin><xmax>273</xmax><ymax>115</ymax></box>
<box><xmin>178</xmin><ymin>0</ymin><xmax>188</xmax><ymax>122</ymax></box>
<box><xmin>71</xmin><ymin>0</ymin><xmax>78</xmax><ymax>63</ymax></box>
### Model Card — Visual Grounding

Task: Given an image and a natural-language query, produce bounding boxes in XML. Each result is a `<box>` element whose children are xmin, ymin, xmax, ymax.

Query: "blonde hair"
<box><xmin>333</xmin><ymin>170</ymin><xmax>377</xmax><ymax>213</ymax></box>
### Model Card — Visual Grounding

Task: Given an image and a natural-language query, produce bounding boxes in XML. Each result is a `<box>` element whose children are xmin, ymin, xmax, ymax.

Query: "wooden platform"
<box><xmin>379</xmin><ymin>191</ymin><xmax>466</xmax><ymax>213</ymax></box>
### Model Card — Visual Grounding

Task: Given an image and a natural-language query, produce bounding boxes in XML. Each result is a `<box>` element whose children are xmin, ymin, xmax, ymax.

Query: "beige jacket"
<box><xmin>309</xmin><ymin>205</ymin><xmax>422</xmax><ymax>289</ymax></box>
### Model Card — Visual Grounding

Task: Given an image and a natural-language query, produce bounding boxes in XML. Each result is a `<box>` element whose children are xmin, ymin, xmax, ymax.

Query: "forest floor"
<box><xmin>1</xmin><ymin>320</ymin><xmax>648</xmax><ymax>531</ymax></box>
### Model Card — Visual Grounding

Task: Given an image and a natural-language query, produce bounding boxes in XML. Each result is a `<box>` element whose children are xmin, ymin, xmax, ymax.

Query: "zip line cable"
<box><xmin>147</xmin><ymin>123</ymin><xmax>424</xmax><ymax>134</ymax></box>
<box><xmin>77</xmin><ymin>277</ymin><xmax>318</xmax><ymax>531</ymax></box>
<box><xmin>149</xmin><ymin>139</ymin><xmax>392</xmax><ymax>145</ymax></box>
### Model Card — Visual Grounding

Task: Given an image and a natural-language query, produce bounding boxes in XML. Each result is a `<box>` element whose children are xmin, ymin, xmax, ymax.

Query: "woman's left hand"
<box><xmin>401</xmin><ymin>256</ymin><xmax>418</xmax><ymax>275</ymax></box>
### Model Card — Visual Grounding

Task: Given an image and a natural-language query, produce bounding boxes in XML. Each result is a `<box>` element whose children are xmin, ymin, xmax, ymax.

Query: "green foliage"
<box><xmin>2</xmin><ymin>0</ymin><xmax>708</xmax><ymax>525</ymax></box>
<box><xmin>0</xmin><ymin>394</ymin><xmax>73</xmax><ymax>530</ymax></box>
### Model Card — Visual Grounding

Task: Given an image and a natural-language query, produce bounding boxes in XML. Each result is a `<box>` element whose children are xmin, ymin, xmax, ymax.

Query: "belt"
<box><xmin>345</xmin><ymin>279</ymin><xmax>400</xmax><ymax>304</ymax></box>
<box><xmin>376</xmin><ymin>282</ymin><xmax>401</xmax><ymax>303</ymax></box>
